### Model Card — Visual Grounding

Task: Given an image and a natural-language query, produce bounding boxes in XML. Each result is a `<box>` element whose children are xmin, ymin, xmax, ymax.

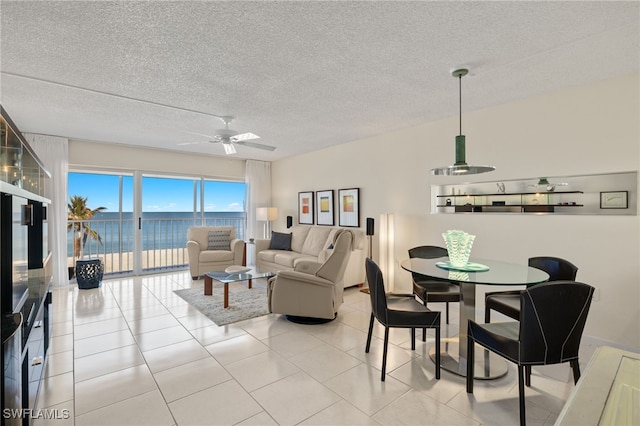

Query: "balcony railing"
<box><xmin>67</xmin><ymin>215</ymin><xmax>246</xmax><ymax>275</ymax></box>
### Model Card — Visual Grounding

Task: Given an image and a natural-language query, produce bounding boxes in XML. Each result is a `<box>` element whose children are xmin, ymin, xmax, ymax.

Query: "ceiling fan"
<box><xmin>179</xmin><ymin>116</ymin><xmax>276</xmax><ymax>155</ymax></box>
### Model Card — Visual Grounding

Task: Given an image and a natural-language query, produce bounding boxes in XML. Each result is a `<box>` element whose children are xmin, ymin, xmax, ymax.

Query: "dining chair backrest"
<box><xmin>408</xmin><ymin>246</ymin><xmax>448</xmax><ymax>281</ymax></box>
<box><xmin>408</xmin><ymin>245</ymin><xmax>448</xmax><ymax>259</ymax></box>
<box><xmin>519</xmin><ymin>281</ymin><xmax>594</xmax><ymax>365</ymax></box>
<box><xmin>528</xmin><ymin>256</ymin><xmax>578</xmax><ymax>285</ymax></box>
<box><xmin>365</xmin><ymin>258</ymin><xmax>388</xmax><ymax>325</ymax></box>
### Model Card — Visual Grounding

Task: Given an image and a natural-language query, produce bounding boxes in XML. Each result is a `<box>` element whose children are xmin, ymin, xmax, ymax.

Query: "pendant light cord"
<box><xmin>459</xmin><ymin>73</ymin><xmax>462</xmax><ymax>135</ymax></box>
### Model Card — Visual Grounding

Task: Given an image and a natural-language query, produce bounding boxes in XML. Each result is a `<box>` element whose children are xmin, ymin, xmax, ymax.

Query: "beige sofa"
<box><xmin>255</xmin><ymin>225</ymin><xmax>365</xmax><ymax>288</ymax></box>
<box><xmin>267</xmin><ymin>230</ymin><xmax>354</xmax><ymax>322</ymax></box>
<box><xmin>186</xmin><ymin>226</ymin><xmax>245</xmax><ymax>279</ymax></box>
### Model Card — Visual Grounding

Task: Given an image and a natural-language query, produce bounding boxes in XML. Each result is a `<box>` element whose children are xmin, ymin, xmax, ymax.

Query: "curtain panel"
<box><xmin>25</xmin><ymin>133</ymin><xmax>69</xmax><ymax>287</ymax></box>
<box><xmin>245</xmin><ymin>160</ymin><xmax>271</xmax><ymax>242</ymax></box>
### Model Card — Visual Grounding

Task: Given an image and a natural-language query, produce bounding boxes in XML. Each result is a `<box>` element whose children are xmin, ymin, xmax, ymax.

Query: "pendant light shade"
<box><xmin>431</xmin><ymin>68</ymin><xmax>495</xmax><ymax>176</ymax></box>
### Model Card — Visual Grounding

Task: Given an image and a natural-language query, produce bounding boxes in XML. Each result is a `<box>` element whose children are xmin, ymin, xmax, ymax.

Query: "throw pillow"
<box><xmin>269</xmin><ymin>231</ymin><xmax>292</xmax><ymax>251</ymax></box>
<box><xmin>208</xmin><ymin>230</ymin><xmax>231</xmax><ymax>250</ymax></box>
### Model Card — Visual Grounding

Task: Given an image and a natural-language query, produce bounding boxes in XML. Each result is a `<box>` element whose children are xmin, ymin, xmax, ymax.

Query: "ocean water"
<box><xmin>68</xmin><ymin>211</ymin><xmax>246</xmax><ymax>256</ymax></box>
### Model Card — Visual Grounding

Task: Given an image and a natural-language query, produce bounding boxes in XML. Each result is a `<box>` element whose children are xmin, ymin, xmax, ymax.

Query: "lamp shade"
<box><xmin>266</xmin><ymin>207</ymin><xmax>278</xmax><ymax>221</ymax></box>
<box><xmin>256</xmin><ymin>207</ymin><xmax>268</xmax><ymax>221</ymax></box>
<box><xmin>256</xmin><ymin>207</ymin><xmax>278</xmax><ymax>221</ymax></box>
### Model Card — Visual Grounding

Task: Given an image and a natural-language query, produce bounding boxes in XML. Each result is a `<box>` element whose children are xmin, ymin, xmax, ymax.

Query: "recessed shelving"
<box><xmin>431</xmin><ymin>172</ymin><xmax>637</xmax><ymax>216</ymax></box>
<box><xmin>436</xmin><ymin>191</ymin><xmax>584</xmax><ymax>212</ymax></box>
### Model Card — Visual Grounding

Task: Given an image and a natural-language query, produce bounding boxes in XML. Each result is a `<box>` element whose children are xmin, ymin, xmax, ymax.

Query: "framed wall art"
<box><xmin>316</xmin><ymin>190</ymin><xmax>334</xmax><ymax>226</ymax></box>
<box><xmin>298</xmin><ymin>191</ymin><xmax>314</xmax><ymax>224</ymax></box>
<box><xmin>600</xmin><ymin>191</ymin><xmax>628</xmax><ymax>209</ymax></box>
<box><xmin>338</xmin><ymin>188</ymin><xmax>360</xmax><ymax>227</ymax></box>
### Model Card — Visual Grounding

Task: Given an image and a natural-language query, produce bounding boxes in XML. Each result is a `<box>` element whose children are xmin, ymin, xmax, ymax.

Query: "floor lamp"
<box><xmin>379</xmin><ymin>213</ymin><xmax>395</xmax><ymax>293</ymax></box>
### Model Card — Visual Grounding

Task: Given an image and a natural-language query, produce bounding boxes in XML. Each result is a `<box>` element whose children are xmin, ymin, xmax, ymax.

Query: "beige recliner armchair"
<box><xmin>186</xmin><ymin>226</ymin><xmax>245</xmax><ymax>279</ymax></box>
<box><xmin>267</xmin><ymin>230</ymin><xmax>353</xmax><ymax>323</ymax></box>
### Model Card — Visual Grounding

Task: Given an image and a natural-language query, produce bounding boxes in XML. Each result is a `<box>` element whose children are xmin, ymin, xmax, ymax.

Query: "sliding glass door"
<box><xmin>67</xmin><ymin>172</ymin><xmax>134</xmax><ymax>274</ymax></box>
<box><xmin>68</xmin><ymin>171</ymin><xmax>246</xmax><ymax>276</ymax></box>
<box><xmin>140</xmin><ymin>175</ymin><xmax>198</xmax><ymax>272</ymax></box>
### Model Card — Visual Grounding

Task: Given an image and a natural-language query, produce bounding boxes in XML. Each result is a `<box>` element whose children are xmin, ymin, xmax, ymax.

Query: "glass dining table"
<box><xmin>400</xmin><ymin>257</ymin><xmax>549</xmax><ymax>379</ymax></box>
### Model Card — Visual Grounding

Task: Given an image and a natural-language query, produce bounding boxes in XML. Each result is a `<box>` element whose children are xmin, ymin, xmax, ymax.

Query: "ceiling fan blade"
<box><xmin>232</xmin><ymin>132</ymin><xmax>260</xmax><ymax>142</ymax></box>
<box><xmin>183</xmin><ymin>129</ymin><xmax>217</xmax><ymax>139</ymax></box>
<box><xmin>177</xmin><ymin>140</ymin><xmax>221</xmax><ymax>146</ymax></box>
<box><xmin>177</xmin><ymin>141</ymin><xmax>207</xmax><ymax>146</ymax></box>
<box><xmin>234</xmin><ymin>141</ymin><xmax>277</xmax><ymax>151</ymax></box>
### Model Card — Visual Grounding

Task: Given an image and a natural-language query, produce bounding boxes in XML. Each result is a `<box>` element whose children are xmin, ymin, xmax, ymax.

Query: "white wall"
<box><xmin>272</xmin><ymin>73</ymin><xmax>640</xmax><ymax>350</ymax></box>
<box><xmin>69</xmin><ymin>140</ymin><xmax>245</xmax><ymax>180</ymax></box>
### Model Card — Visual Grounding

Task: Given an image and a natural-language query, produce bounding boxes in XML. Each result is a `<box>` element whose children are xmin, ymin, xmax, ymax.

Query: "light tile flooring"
<box><xmin>34</xmin><ymin>271</ymin><xmax>597</xmax><ymax>426</ymax></box>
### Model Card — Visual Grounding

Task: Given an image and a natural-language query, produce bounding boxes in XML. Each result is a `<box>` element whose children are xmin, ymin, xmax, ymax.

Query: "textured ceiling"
<box><xmin>1</xmin><ymin>1</ymin><xmax>638</xmax><ymax>162</ymax></box>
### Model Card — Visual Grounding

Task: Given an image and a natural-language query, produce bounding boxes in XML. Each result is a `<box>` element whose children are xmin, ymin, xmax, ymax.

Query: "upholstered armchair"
<box><xmin>267</xmin><ymin>230</ymin><xmax>353</xmax><ymax>323</ymax></box>
<box><xmin>186</xmin><ymin>226</ymin><xmax>245</xmax><ymax>279</ymax></box>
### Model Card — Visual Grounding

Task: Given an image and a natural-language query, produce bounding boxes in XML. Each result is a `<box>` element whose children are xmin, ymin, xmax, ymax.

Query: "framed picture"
<box><xmin>338</xmin><ymin>188</ymin><xmax>360</xmax><ymax>227</ymax></box>
<box><xmin>600</xmin><ymin>191</ymin><xmax>628</xmax><ymax>209</ymax></box>
<box><xmin>316</xmin><ymin>190</ymin><xmax>334</xmax><ymax>226</ymax></box>
<box><xmin>298</xmin><ymin>191</ymin><xmax>314</xmax><ymax>224</ymax></box>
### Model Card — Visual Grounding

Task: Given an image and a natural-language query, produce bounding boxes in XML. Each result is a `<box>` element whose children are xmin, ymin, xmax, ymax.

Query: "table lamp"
<box><xmin>256</xmin><ymin>207</ymin><xmax>278</xmax><ymax>239</ymax></box>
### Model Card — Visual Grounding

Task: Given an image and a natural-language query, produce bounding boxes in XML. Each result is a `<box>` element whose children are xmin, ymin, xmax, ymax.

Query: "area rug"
<box><xmin>174</xmin><ymin>281</ymin><xmax>270</xmax><ymax>326</ymax></box>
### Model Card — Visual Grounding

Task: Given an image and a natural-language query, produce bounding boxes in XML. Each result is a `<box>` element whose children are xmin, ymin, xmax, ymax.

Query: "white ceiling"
<box><xmin>1</xmin><ymin>1</ymin><xmax>638</xmax><ymax>162</ymax></box>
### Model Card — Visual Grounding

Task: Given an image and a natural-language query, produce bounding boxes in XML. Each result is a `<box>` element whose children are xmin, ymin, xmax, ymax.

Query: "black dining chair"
<box><xmin>409</xmin><ymin>246</ymin><xmax>460</xmax><ymax>327</ymax></box>
<box><xmin>484</xmin><ymin>256</ymin><xmax>578</xmax><ymax>323</ymax></box>
<box><xmin>365</xmin><ymin>258</ymin><xmax>441</xmax><ymax>381</ymax></box>
<box><xmin>467</xmin><ymin>281</ymin><xmax>594</xmax><ymax>426</ymax></box>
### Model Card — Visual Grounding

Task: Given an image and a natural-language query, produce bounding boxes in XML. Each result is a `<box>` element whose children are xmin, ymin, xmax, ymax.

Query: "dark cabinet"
<box><xmin>1</xmin><ymin>106</ymin><xmax>52</xmax><ymax>426</ymax></box>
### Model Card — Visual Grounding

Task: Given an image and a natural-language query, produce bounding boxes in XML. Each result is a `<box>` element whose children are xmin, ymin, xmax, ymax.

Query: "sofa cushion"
<box><xmin>269</xmin><ymin>231</ymin><xmax>292</xmax><ymax>250</ymax></box>
<box><xmin>257</xmin><ymin>250</ymin><xmax>279</xmax><ymax>263</ymax></box>
<box><xmin>300</xmin><ymin>227</ymin><xmax>333</xmax><ymax>256</ymax></box>
<box><xmin>290</xmin><ymin>226</ymin><xmax>311</xmax><ymax>253</ymax></box>
<box><xmin>208</xmin><ymin>230</ymin><xmax>232</xmax><ymax>250</ymax></box>
<box><xmin>274</xmin><ymin>252</ymin><xmax>316</xmax><ymax>268</ymax></box>
<box><xmin>324</xmin><ymin>229</ymin><xmax>340</xmax><ymax>250</ymax></box>
<box><xmin>199</xmin><ymin>250</ymin><xmax>234</xmax><ymax>262</ymax></box>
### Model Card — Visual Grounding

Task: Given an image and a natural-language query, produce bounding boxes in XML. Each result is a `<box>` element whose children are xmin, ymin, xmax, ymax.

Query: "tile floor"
<box><xmin>34</xmin><ymin>271</ymin><xmax>597</xmax><ymax>426</ymax></box>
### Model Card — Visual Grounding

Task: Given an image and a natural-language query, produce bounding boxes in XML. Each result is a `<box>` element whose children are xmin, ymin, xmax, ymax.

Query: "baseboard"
<box><xmin>581</xmin><ymin>335</ymin><xmax>640</xmax><ymax>354</ymax></box>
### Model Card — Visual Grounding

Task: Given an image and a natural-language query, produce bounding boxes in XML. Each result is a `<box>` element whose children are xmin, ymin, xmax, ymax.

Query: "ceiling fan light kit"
<box><xmin>223</xmin><ymin>142</ymin><xmax>237</xmax><ymax>155</ymax></box>
<box><xmin>431</xmin><ymin>68</ymin><xmax>495</xmax><ymax>176</ymax></box>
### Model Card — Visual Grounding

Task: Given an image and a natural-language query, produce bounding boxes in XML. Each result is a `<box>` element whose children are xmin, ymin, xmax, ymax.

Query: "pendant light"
<box><xmin>431</xmin><ymin>68</ymin><xmax>495</xmax><ymax>176</ymax></box>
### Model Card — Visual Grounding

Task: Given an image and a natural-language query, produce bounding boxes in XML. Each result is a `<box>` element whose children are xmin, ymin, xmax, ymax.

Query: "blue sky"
<box><xmin>68</xmin><ymin>173</ymin><xmax>246</xmax><ymax>212</ymax></box>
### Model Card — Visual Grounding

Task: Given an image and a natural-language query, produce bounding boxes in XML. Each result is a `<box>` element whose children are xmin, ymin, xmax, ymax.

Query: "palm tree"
<box><xmin>67</xmin><ymin>195</ymin><xmax>107</xmax><ymax>259</ymax></box>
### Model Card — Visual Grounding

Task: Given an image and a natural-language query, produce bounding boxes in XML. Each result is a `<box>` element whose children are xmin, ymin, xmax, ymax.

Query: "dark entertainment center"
<box><xmin>1</xmin><ymin>106</ymin><xmax>53</xmax><ymax>426</ymax></box>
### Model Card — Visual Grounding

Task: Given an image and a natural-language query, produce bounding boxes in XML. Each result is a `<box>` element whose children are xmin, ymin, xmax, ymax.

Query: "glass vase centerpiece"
<box><xmin>442</xmin><ymin>229</ymin><xmax>476</xmax><ymax>268</ymax></box>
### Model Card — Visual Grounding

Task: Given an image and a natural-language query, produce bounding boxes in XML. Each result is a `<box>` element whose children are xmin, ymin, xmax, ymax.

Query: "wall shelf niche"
<box><xmin>431</xmin><ymin>172</ymin><xmax>637</xmax><ymax>216</ymax></box>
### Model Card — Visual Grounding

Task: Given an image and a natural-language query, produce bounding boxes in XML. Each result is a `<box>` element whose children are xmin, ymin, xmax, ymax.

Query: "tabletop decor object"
<box><xmin>442</xmin><ymin>229</ymin><xmax>475</xmax><ymax>268</ymax></box>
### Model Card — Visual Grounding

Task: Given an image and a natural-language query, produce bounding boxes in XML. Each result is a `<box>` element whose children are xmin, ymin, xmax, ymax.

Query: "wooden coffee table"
<box><xmin>204</xmin><ymin>268</ymin><xmax>276</xmax><ymax>309</ymax></box>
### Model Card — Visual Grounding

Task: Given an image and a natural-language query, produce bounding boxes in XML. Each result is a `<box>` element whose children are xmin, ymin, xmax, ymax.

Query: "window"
<box><xmin>68</xmin><ymin>171</ymin><xmax>246</xmax><ymax>275</ymax></box>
